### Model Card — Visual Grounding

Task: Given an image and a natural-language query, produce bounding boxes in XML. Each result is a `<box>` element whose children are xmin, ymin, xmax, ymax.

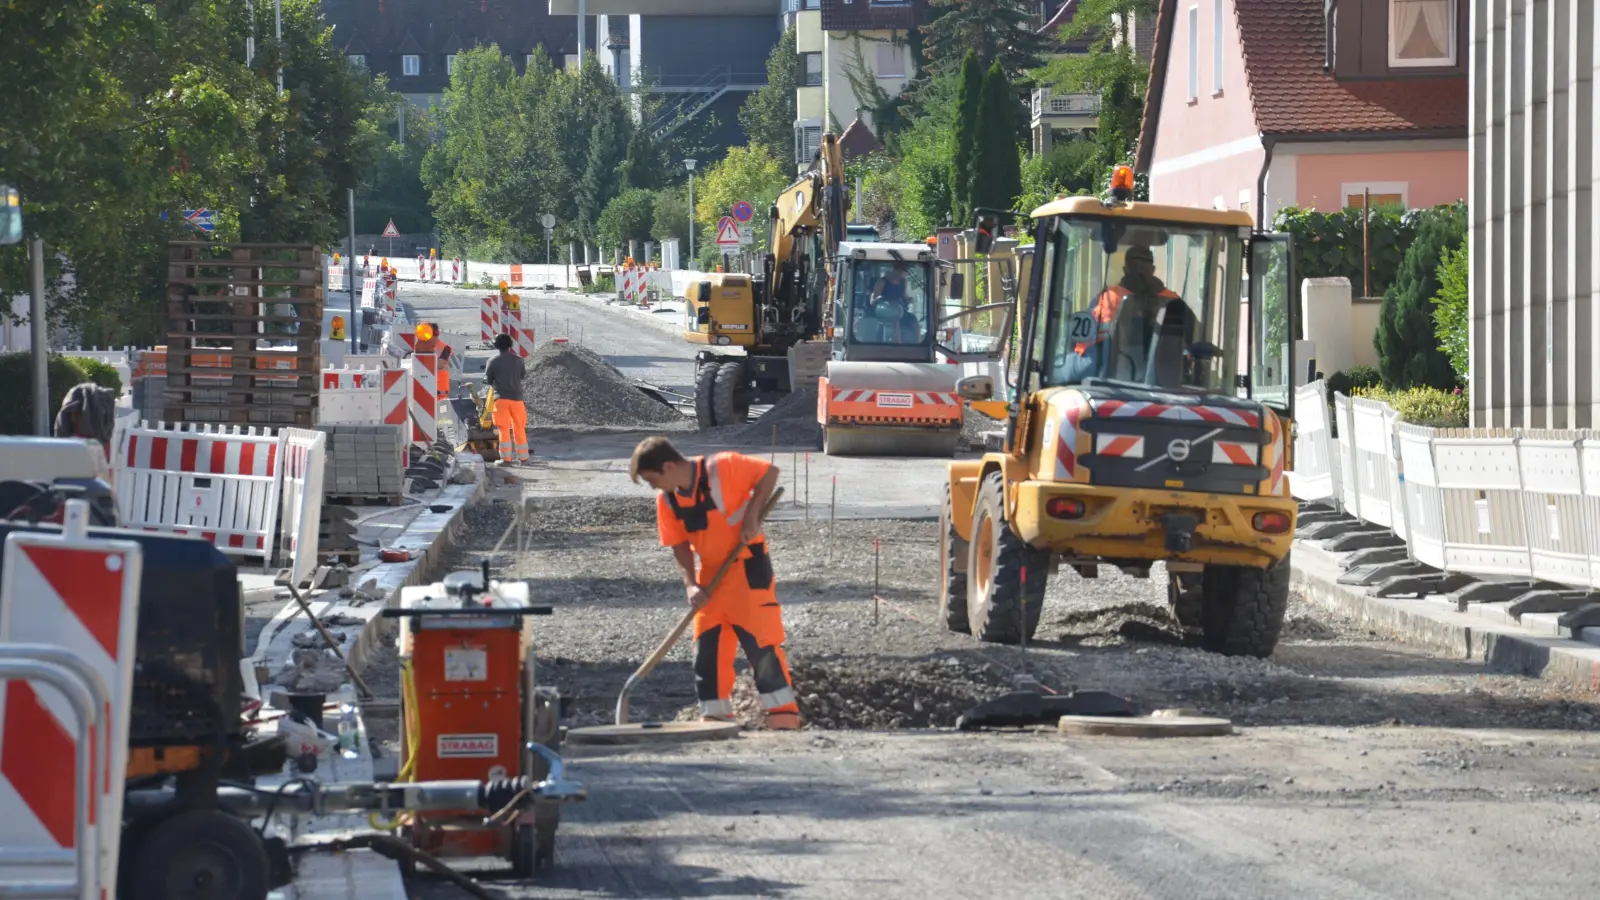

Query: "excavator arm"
<box><xmin>763</xmin><ymin>134</ymin><xmax>847</xmax><ymax>339</ymax></box>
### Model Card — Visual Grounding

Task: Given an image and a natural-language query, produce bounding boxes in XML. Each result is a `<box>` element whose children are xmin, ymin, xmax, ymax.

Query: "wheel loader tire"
<box><xmin>694</xmin><ymin>361</ymin><xmax>719</xmax><ymax>428</ymax></box>
<box><xmin>965</xmin><ymin>471</ymin><xmax>1048</xmax><ymax>644</ymax></box>
<box><xmin>713</xmin><ymin>361</ymin><xmax>746</xmax><ymax>426</ymax></box>
<box><xmin>127</xmin><ymin>809</ymin><xmax>271</xmax><ymax>900</ymax></box>
<box><xmin>938</xmin><ymin>484</ymin><xmax>970</xmax><ymax>634</ymax></box>
<box><xmin>1199</xmin><ymin>554</ymin><xmax>1292</xmax><ymax>658</ymax></box>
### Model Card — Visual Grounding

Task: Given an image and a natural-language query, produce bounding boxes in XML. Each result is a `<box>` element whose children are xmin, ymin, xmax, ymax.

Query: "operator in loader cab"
<box><xmin>1057</xmin><ymin>243</ymin><xmax>1186</xmax><ymax>383</ymax></box>
<box><xmin>630</xmin><ymin>437</ymin><xmax>801</xmax><ymax>730</ymax></box>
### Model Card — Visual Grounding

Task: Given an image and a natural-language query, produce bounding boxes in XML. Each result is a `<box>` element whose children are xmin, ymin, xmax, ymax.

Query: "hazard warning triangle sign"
<box><xmin>381</xmin><ymin>219</ymin><xmax>400</xmax><ymax>238</ymax></box>
<box><xmin>715</xmin><ymin>216</ymin><xmax>741</xmax><ymax>248</ymax></box>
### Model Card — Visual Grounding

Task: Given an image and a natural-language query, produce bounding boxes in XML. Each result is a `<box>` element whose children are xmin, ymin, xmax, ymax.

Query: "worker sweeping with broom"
<box><xmin>630</xmin><ymin>436</ymin><xmax>801</xmax><ymax>730</ymax></box>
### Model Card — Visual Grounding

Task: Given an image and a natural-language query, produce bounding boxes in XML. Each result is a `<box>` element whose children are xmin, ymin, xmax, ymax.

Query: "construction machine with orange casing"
<box><xmin>940</xmin><ymin>166</ymin><xmax>1300</xmax><ymax>657</ymax></box>
<box><xmin>682</xmin><ymin>133</ymin><xmax>1000</xmax><ymax>456</ymax></box>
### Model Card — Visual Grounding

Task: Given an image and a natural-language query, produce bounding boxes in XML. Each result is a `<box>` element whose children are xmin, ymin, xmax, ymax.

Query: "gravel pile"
<box><xmin>791</xmin><ymin>657</ymin><xmax>1010</xmax><ymax>729</ymax></box>
<box><xmin>728</xmin><ymin>385</ymin><xmax>822</xmax><ymax>447</ymax></box>
<box><xmin>524</xmin><ymin>343</ymin><xmax>686</xmax><ymax>429</ymax></box>
<box><xmin>961</xmin><ymin>406</ymin><xmax>1004</xmax><ymax>450</ymax></box>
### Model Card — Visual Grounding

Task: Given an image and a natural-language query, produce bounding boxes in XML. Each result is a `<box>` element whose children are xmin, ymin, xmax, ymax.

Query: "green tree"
<box><xmin>1432</xmin><ymin>243</ymin><xmax>1470</xmax><ymax>384</ymax></box>
<box><xmin>1036</xmin><ymin>0</ymin><xmax>1157</xmax><ymax>190</ymax></box>
<box><xmin>1017</xmin><ymin>138</ymin><xmax>1099</xmax><ymax>212</ymax></box>
<box><xmin>652</xmin><ymin>186</ymin><xmax>692</xmax><ymax>248</ymax></box>
<box><xmin>968</xmin><ymin>63</ymin><xmax>1022</xmax><ymax>213</ymax></box>
<box><xmin>950</xmin><ymin>51</ymin><xmax>983</xmax><ymax>221</ymax></box>
<box><xmin>694</xmin><ymin>145</ymin><xmax>790</xmax><ymax>258</ymax></box>
<box><xmin>880</xmin><ymin>71</ymin><xmax>962</xmax><ymax>238</ymax></box>
<box><xmin>597</xmin><ymin>188</ymin><xmax>658</xmax><ymax>249</ymax></box>
<box><xmin>620</xmin><ymin>127</ymin><xmax>663</xmax><ymax>192</ymax></box>
<box><xmin>922</xmin><ymin>0</ymin><xmax>1053</xmax><ymax>77</ymax></box>
<box><xmin>357</xmin><ymin>105</ymin><xmax>436</xmax><ymax>234</ymax></box>
<box><xmin>1377</xmin><ymin>203</ymin><xmax>1466</xmax><ymax>390</ymax></box>
<box><xmin>739</xmin><ymin>26</ymin><xmax>799</xmax><ymax>161</ymax></box>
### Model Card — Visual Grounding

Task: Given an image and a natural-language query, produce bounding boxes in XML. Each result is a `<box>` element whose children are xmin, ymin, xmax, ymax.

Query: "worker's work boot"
<box><xmin>765</xmin><ymin>711</ymin><xmax>801</xmax><ymax>731</ymax></box>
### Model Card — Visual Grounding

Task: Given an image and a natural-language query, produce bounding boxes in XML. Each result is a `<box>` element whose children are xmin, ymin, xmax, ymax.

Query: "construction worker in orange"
<box><xmin>413</xmin><ymin>322</ymin><xmax>452</xmax><ymax>399</ymax></box>
<box><xmin>1057</xmin><ymin>243</ymin><xmax>1183</xmax><ymax>383</ymax></box>
<box><xmin>485</xmin><ymin>334</ymin><xmax>530</xmax><ymax>464</ymax></box>
<box><xmin>630</xmin><ymin>437</ymin><xmax>801</xmax><ymax>730</ymax></box>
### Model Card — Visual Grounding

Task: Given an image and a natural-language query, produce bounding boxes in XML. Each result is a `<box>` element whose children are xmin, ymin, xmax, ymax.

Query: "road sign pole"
<box><xmin>348</xmin><ymin>188</ymin><xmax>358</xmax><ymax>351</ymax></box>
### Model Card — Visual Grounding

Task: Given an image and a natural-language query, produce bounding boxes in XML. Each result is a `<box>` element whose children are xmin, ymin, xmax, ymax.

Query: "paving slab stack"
<box><xmin>318</xmin><ymin>505</ymin><xmax>360</xmax><ymax>567</ymax></box>
<box><xmin>315</xmin><ymin>424</ymin><xmax>407</xmax><ymax>500</ymax></box>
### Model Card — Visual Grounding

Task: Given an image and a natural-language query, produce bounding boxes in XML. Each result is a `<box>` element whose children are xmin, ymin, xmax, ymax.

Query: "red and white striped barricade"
<box><xmin>113</xmin><ymin>423</ymin><xmax>282</xmax><ymax>563</ymax></box>
<box><xmin>277</xmin><ymin>428</ymin><xmax>326</xmax><ymax>589</ymax></box>
<box><xmin>504</xmin><ymin>307</ymin><xmax>536</xmax><ymax>358</ymax></box>
<box><xmin>409</xmin><ymin>353</ymin><xmax>439</xmax><ymax>450</ymax></box>
<box><xmin>319</xmin><ymin>367</ymin><xmax>383</xmax><ymax>425</ymax></box>
<box><xmin>415</xmin><ymin>255</ymin><xmax>424</xmax><ymax>281</ymax></box>
<box><xmin>381</xmin><ymin>369</ymin><xmax>415</xmax><ymax>471</ymax></box>
<box><xmin>393</xmin><ymin>324</ymin><xmax>418</xmax><ymax>354</ymax></box>
<box><xmin>453</xmin><ymin>258</ymin><xmax>462</xmax><ymax>282</ymax></box>
<box><xmin>429</xmin><ymin>258</ymin><xmax>439</xmax><ymax>281</ymax></box>
<box><xmin>383</xmin><ymin>272</ymin><xmax>398</xmax><ymax>319</ymax></box>
<box><xmin>0</xmin><ymin>501</ymin><xmax>143</xmax><ymax>900</ymax></box>
<box><xmin>360</xmin><ymin>277</ymin><xmax>378</xmax><ymax>310</ymax></box>
<box><xmin>480</xmin><ymin>295</ymin><xmax>502</xmax><ymax>343</ymax></box>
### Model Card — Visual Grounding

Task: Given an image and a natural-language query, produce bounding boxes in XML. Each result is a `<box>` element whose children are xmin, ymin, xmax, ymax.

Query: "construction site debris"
<box><xmin>788</xmin><ymin>658</ymin><xmax>1011</xmax><ymax>730</ymax></box>
<box><xmin>271</xmin><ymin>647</ymin><xmax>348</xmax><ymax>694</ymax></box>
<box><xmin>524</xmin><ymin>343</ymin><xmax>688</xmax><ymax>430</ymax></box>
<box><xmin>701</xmin><ymin>385</ymin><xmax>822</xmax><ymax>447</ymax></box>
<box><xmin>961</xmin><ymin>406</ymin><xmax>1002</xmax><ymax>450</ymax></box>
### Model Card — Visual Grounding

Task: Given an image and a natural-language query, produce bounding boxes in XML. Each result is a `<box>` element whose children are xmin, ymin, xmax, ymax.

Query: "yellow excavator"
<box><xmin>683</xmin><ymin>134</ymin><xmax>988</xmax><ymax>456</ymax></box>
<box><xmin>941</xmin><ymin>166</ymin><xmax>1300</xmax><ymax>657</ymax></box>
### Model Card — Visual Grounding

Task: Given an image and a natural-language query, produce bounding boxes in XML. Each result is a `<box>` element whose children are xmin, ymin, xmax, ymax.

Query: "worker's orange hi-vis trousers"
<box><xmin>692</xmin><ymin>544</ymin><xmax>798</xmax><ymax>720</ymax></box>
<box><xmin>492</xmin><ymin>398</ymin><xmax>529</xmax><ymax>463</ymax></box>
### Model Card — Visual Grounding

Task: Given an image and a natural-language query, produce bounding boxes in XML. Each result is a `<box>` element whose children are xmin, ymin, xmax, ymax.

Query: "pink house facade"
<box><xmin>1137</xmin><ymin>0</ymin><xmax>1469</xmax><ymax>228</ymax></box>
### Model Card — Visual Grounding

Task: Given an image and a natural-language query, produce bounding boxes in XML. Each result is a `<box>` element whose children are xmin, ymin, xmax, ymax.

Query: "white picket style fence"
<box><xmin>1292</xmin><ymin>379</ymin><xmax>1600</xmax><ymax>590</ymax></box>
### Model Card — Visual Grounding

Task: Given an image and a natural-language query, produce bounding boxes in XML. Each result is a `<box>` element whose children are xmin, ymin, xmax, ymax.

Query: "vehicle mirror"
<box><xmin>696</xmin><ymin>306</ymin><xmax>711</xmax><ymax>325</ymax></box>
<box><xmin>0</xmin><ymin>186</ymin><xmax>20</xmax><ymax>246</ymax></box>
<box><xmin>697</xmin><ymin>282</ymin><xmax>711</xmax><ymax>303</ymax></box>
<box><xmin>955</xmin><ymin>374</ymin><xmax>994</xmax><ymax>402</ymax></box>
<box><xmin>948</xmin><ymin>272</ymin><xmax>965</xmax><ymax>301</ymax></box>
<box><xmin>972</xmin><ymin>213</ymin><xmax>1000</xmax><ymax>255</ymax></box>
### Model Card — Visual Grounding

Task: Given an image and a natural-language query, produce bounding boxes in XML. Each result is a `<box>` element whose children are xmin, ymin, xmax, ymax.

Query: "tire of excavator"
<box><xmin>713</xmin><ymin>360</ymin><xmax>748</xmax><ymax>426</ymax></box>
<box><xmin>938</xmin><ymin>484</ymin><xmax>970</xmax><ymax>634</ymax></box>
<box><xmin>966</xmin><ymin>471</ymin><xmax>1048</xmax><ymax>644</ymax></box>
<box><xmin>694</xmin><ymin>361</ymin><xmax>719</xmax><ymax>428</ymax></box>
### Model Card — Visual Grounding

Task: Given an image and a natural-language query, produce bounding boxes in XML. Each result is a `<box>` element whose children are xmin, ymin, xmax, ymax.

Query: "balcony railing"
<box><xmin>1031</xmin><ymin>88</ymin><xmax>1101</xmax><ymax>120</ymax></box>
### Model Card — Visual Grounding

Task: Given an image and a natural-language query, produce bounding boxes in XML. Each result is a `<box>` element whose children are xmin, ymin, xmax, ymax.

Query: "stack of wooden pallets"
<box><xmin>163</xmin><ymin>242</ymin><xmax>323</xmax><ymax>427</ymax></box>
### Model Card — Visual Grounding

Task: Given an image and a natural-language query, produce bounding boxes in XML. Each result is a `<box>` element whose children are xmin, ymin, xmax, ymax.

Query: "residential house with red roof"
<box><xmin>1135</xmin><ymin>0</ymin><xmax>1468</xmax><ymax>228</ymax></box>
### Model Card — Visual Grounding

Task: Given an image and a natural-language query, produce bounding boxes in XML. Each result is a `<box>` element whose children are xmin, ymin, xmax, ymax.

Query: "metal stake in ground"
<box><xmin>873</xmin><ymin>537</ymin><xmax>880</xmax><ymax>627</ymax></box>
<box><xmin>828</xmin><ymin>475</ymin><xmax>837</xmax><ymax>565</ymax></box>
<box><xmin>804</xmin><ymin>452</ymin><xmax>810</xmax><ymax>520</ymax></box>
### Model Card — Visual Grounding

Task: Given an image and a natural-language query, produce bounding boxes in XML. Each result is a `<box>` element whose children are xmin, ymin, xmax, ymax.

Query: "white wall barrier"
<box><xmin>1289</xmin><ymin>380</ymin><xmax>1600</xmax><ymax>598</ymax></box>
<box><xmin>278</xmin><ymin>428</ymin><xmax>326</xmax><ymax>588</ymax></box>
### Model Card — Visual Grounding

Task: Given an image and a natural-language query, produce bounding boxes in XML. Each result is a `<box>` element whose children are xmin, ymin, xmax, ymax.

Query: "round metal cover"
<box><xmin>565</xmin><ymin>720</ymin><xmax>741</xmax><ymax>745</ymax></box>
<box><xmin>1056</xmin><ymin>713</ymin><xmax>1233</xmax><ymax>738</ymax></box>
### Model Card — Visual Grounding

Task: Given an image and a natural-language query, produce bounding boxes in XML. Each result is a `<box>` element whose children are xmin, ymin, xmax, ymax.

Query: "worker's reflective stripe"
<box><xmin>700</xmin><ymin>698</ymin><xmax>735</xmax><ymax>718</ymax></box>
<box><xmin>758</xmin><ymin>686</ymin><xmax>795</xmax><ymax>710</ymax></box>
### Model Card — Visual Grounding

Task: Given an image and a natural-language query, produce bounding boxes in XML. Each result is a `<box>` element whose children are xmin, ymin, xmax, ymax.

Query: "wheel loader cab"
<box><xmin>941</xmin><ymin>195</ymin><xmax>1300</xmax><ymax>657</ymax></box>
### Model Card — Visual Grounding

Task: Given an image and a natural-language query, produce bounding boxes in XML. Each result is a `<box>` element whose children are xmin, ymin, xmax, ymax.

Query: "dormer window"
<box><xmin>403</xmin><ymin>54</ymin><xmax>420</xmax><ymax>76</ymax></box>
<box><xmin>1389</xmin><ymin>0</ymin><xmax>1455</xmax><ymax>68</ymax></box>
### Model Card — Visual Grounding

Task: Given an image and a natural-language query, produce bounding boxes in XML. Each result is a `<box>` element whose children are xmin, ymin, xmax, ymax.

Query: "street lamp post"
<box><xmin>685</xmin><ymin>158</ymin><xmax>697</xmax><ymax>264</ymax></box>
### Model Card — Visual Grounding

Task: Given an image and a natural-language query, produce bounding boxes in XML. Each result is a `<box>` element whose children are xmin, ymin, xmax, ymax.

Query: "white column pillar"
<box><xmin>1507</xmin><ymin>0</ymin><xmax>1527</xmax><ymax>428</ymax></box>
<box><xmin>1548</xmin><ymin>0</ymin><xmax>1573</xmax><ymax>427</ymax></box>
<box><xmin>1470</xmin><ymin>0</ymin><xmax>1491</xmax><ymax>427</ymax></box>
<box><xmin>1526</xmin><ymin>0</ymin><xmax>1549</xmax><ymax>427</ymax></box>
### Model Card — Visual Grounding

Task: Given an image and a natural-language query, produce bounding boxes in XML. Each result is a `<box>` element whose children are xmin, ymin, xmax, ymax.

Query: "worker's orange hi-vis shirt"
<box><xmin>655</xmin><ymin>452</ymin><xmax>773</xmax><ymax>599</ymax></box>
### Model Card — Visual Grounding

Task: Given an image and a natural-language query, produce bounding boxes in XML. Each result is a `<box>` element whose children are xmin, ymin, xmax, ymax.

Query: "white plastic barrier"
<box><xmin>56</xmin><ymin>346</ymin><xmax>134</xmax><ymax>395</ymax></box>
<box><xmin>1517</xmin><ymin>433</ymin><xmax>1590</xmax><ymax>586</ymax></box>
<box><xmin>1290</xmin><ymin>380</ymin><xmax>1340</xmax><ymax>504</ymax></box>
<box><xmin>1348</xmin><ymin>396</ymin><xmax>1400</xmax><ymax>530</ymax></box>
<box><xmin>0</xmin><ymin>502</ymin><xmax>142</xmax><ymax>900</ymax></box>
<box><xmin>114</xmin><ymin>422</ymin><xmax>284</xmax><ymax>560</ymax></box>
<box><xmin>278</xmin><ymin>428</ymin><xmax>326</xmax><ymax>588</ymax></box>
<box><xmin>1431</xmin><ymin>430</ymin><xmax>1530</xmax><ymax>577</ymax></box>
<box><xmin>319</xmin><ymin>367</ymin><xmax>383</xmax><ymax>425</ymax></box>
<box><xmin>1395</xmin><ymin>423</ymin><xmax>1446</xmax><ymax>571</ymax></box>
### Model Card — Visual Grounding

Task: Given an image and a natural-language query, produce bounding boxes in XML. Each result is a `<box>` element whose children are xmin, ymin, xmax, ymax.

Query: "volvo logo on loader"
<box><xmin>1167</xmin><ymin>439</ymin><xmax>1192</xmax><ymax>462</ymax></box>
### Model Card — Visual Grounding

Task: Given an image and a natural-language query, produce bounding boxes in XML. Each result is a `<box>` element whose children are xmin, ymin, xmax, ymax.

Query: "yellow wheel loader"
<box><xmin>942</xmin><ymin>167</ymin><xmax>1299</xmax><ymax>657</ymax></box>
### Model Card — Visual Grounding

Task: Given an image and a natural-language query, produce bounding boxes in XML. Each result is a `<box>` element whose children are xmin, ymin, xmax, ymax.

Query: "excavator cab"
<box><xmin>943</xmin><ymin>188</ymin><xmax>1301</xmax><ymax>658</ymax></box>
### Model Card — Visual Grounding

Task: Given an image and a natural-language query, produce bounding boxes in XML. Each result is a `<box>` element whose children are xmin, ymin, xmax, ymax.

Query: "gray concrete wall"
<box><xmin>1471</xmin><ymin>0</ymin><xmax>1597</xmax><ymax>427</ymax></box>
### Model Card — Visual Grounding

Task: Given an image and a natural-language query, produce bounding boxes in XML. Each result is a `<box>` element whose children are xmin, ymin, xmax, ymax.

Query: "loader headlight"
<box><xmin>717</xmin><ymin>336</ymin><xmax>732</xmax><ymax>346</ymax></box>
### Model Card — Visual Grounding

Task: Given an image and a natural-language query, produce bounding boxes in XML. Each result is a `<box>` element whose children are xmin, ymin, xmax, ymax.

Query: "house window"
<box><xmin>875</xmin><ymin>43</ymin><xmax>905</xmax><ymax>78</ymax></box>
<box><xmin>564</xmin><ymin>54</ymin><xmax>578</xmax><ymax>70</ymax></box>
<box><xmin>446</xmin><ymin>54</ymin><xmax>456</xmax><ymax>75</ymax></box>
<box><xmin>1389</xmin><ymin>0</ymin><xmax>1455</xmax><ymax>68</ymax></box>
<box><xmin>1212</xmin><ymin>0</ymin><xmax>1224</xmax><ymax>94</ymax></box>
<box><xmin>1343</xmin><ymin>182</ymin><xmax>1410</xmax><ymax>210</ymax></box>
<box><xmin>802</xmin><ymin>52</ymin><xmax>823</xmax><ymax>86</ymax></box>
<box><xmin>795</xmin><ymin>121</ymin><xmax>822</xmax><ymax>166</ymax></box>
<box><xmin>1186</xmin><ymin>6</ymin><xmax>1199</xmax><ymax>101</ymax></box>
<box><xmin>348</xmin><ymin>54</ymin><xmax>366</xmax><ymax>70</ymax></box>
<box><xmin>402</xmin><ymin>54</ymin><xmax>420</xmax><ymax>76</ymax></box>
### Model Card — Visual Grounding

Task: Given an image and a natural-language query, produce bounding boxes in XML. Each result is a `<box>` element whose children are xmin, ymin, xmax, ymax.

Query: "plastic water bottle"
<box><xmin>335</xmin><ymin>683</ymin><xmax>360</xmax><ymax>759</ymax></box>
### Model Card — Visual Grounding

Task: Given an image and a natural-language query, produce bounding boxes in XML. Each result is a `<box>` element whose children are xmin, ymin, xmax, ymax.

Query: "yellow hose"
<box><xmin>368</xmin><ymin>661</ymin><xmax>419</xmax><ymax>830</ymax></box>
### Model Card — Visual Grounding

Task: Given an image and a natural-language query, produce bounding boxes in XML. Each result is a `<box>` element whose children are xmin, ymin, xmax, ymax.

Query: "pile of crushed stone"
<box><xmin>790</xmin><ymin>657</ymin><xmax>1010</xmax><ymax>730</ymax></box>
<box><xmin>961</xmin><ymin>405</ymin><xmax>1004</xmax><ymax>450</ymax></box>
<box><xmin>699</xmin><ymin>384</ymin><xmax>822</xmax><ymax>448</ymax></box>
<box><xmin>523</xmin><ymin>344</ymin><xmax>687</xmax><ymax>429</ymax></box>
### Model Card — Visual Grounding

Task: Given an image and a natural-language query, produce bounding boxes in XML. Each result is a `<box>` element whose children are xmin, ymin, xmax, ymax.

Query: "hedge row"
<box><xmin>0</xmin><ymin>352</ymin><xmax>124</xmax><ymax>436</ymax></box>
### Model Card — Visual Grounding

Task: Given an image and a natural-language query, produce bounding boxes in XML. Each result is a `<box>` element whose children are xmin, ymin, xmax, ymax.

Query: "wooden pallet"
<box><xmin>163</xmin><ymin>242</ymin><xmax>323</xmax><ymax>425</ymax></box>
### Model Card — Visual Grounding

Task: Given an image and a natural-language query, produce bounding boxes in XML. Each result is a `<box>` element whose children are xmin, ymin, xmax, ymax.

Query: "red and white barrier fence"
<box><xmin>115</xmin><ymin>423</ymin><xmax>283</xmax><ymax>557</ymax></box>
<box><xmin>319</xmin><ymin>367</ymin><xmax>383</xmax><ymax>425</ymax></box>
<box><xmin>409</xmin><ymin>353</ymin><xmax>438</xmax><ymax>450</ymax></box>
<box><xmin>0</xmin><ymin>502</ymin><xmax>142</xmax><ymax>900</ymax></box>
<box><xmin>480</xmin><ymin>295</ymin><xmax>501</xmax><ymax>343</ymax></box>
